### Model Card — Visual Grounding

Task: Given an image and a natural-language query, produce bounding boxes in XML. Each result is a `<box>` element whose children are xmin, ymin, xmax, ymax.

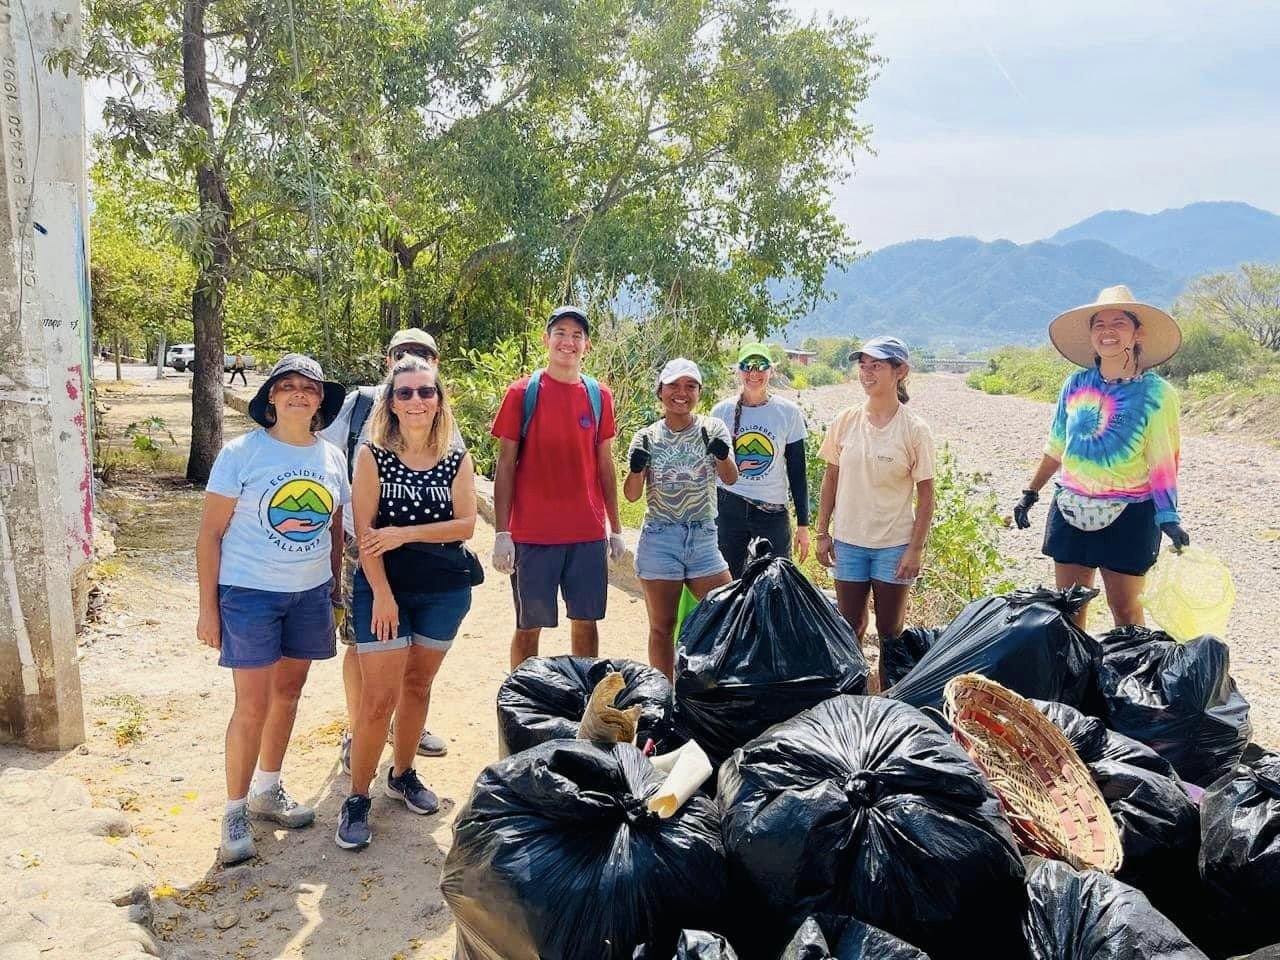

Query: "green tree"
<box><xmin>1178</xmin><ymin>264</ymin><xmax>1280</xmax><ymax>351</ymax></box>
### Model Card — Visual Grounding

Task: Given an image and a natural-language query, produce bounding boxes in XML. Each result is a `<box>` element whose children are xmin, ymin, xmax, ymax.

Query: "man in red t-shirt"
<box><xmin>490</xmin><ymin>306</ymin><xmax>625</xmax><ymax>668</ymax></box>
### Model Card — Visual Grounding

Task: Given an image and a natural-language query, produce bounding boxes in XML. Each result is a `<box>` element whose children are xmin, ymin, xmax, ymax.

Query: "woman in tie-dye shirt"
<box><xmin>1012</xmin><ymin>285</ymin><xmax>1190</xmax><ymax>628</ymax></box>
<box><xmin>624</xmin><ymin>358</ymin><xmax>739</xmax><ymax>678</ymax></box>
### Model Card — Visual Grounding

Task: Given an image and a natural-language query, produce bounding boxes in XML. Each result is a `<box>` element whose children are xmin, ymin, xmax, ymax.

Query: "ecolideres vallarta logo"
<box><xmin>734</xmin><ymin>430</ymin><xmax>775</xmax><ymax>478</ymax></box>
<box><xmin>267</xmin><ymin>478</ymin><xmax>334</xmax><ymax>544</ymax></box>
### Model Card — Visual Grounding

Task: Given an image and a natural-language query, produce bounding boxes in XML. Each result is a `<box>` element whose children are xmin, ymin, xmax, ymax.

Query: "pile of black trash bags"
<box><xmin>442</xmin><ymin>548</ymin><xmax>1277</xmax><ymax>960</ymax></box>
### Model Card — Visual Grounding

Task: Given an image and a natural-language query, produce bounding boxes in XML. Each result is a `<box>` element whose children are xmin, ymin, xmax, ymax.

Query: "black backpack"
<box><xmin>345</xmin><ymin>386</ymin><xmax>379</xmax><ymax>480</ymax></box>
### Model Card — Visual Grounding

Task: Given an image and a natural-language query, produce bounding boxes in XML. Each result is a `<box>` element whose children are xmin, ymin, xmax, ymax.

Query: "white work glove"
<box><xmin>492</xmin><ymin>532</ymin><xmax>515</xmax><ymax>575</ymax></box>
<box><xmin>608</xmin><ymin>533</ymin><xmax>626</xmax><ymax>564</ymax></box>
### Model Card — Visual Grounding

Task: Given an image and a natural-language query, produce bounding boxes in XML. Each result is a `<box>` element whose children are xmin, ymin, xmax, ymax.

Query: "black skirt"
<box><xmin>1042</xmin><ymin>496</ymin><xmax>1161</xmax><ymax>576</ymax></box>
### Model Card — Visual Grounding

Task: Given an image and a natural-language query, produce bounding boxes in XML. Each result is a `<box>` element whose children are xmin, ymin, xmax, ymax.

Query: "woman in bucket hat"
<box><xmin>1013</xmin><ymin>285</ymin><xmax>1190</xmax><ymax>629</ymax></box>
<box><xmin>195</xmin><ymin>354</ymin><xmax>349</xmax><ymax>864</ymax></box>
<box><xmin>624</xmin><ymin>358</ymin><xmax>738</xmax><ymax>678</ymax></box>
<box><xmin>814</xmin><ymin>336</ymin><xmax>935</xmax><ymax>691</ymax></box>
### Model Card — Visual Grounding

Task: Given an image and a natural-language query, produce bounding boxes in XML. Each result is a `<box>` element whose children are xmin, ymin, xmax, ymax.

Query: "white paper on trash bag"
<box><xmin>647</xmin><ymin>740</ymin><xmax>712</xmax><ymax>818</ymax></box>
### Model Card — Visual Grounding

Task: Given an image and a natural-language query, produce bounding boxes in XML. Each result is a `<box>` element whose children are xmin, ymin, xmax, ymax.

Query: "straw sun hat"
<box><xmin>1048</xmin><ymin>285</ymin><xmax>1182</xmax><ymax>369</ymax></box>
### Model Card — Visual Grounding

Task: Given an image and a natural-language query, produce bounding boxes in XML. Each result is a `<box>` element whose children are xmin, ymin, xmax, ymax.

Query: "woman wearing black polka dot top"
<box><xmin>337</xmin><ymin>355</ymin><xmax>477</xmax><ymax>850</ymax></box>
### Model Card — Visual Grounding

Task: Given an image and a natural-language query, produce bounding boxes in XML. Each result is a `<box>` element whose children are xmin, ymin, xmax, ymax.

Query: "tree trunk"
<box><xmin>113</xmin><ymin>330</ymin><xmax>122</xmax><ymax>380</ymax></box>
<box><xmin>156</xmin><ymin>328</ymin><xmax>167</xmax><ymax>380</ymax></box>
<box><xmin>182</xmin><ymin>0</ymin><xmax>233</xmax><ymax>482</ymax></box>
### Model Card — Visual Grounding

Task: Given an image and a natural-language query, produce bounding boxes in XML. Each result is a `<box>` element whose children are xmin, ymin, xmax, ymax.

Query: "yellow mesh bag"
<box><xmin>1141</xmin><ymin>546</ymin><xmax>1236</xmax><ymax>642</ymax></box>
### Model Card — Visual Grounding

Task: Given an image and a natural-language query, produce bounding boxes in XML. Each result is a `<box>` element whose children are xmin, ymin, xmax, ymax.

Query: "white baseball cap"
<box><xmin>656</xmin><ymin>357</ymin><xmax>703</xmax><ymax>387</ymax></box>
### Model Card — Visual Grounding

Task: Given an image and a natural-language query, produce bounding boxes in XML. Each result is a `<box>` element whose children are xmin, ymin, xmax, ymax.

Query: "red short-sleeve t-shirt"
<box><xmin>490</xmin><ymin>373</ymin><xmax>617</xmax><ymax>544</ymax></box>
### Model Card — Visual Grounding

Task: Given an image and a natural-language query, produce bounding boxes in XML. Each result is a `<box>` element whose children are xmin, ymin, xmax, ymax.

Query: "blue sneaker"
<box><xmin>335</xmin><ymin>794</ymin><xmax>372</xmax><ymax>850</ymax></box>
<box><xmin>385</xmin><ymin>767</ymin><xmax>439</xmax><ymax>815</ymax></box>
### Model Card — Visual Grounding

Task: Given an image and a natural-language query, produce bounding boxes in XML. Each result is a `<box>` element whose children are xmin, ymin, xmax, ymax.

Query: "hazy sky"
<box><xmin>792</xmin><ymin>0</ymin><xmax>1280</xmax><ymax>250</ymax></box>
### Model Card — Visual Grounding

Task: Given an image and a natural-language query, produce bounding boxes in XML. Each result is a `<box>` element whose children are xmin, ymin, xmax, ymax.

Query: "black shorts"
<box><xmin>510</xmin><ymin>540</ymin><xmax>608</xmax><ymax>629</ymax></box>
<box><xmin>1042</xmin><ymin>496</ymin><xmax>1161</xmax><ymax>576</ymax></box>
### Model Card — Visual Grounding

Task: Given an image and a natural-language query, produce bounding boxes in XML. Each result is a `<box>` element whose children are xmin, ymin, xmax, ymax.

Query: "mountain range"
<box><xmin>790</xmin><ymin>202</ymin><xmax>1280</xmax><ymax>352</ymax></box>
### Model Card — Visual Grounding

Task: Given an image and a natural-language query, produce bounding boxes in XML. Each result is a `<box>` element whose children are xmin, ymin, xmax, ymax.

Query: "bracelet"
<box><xmin>816</xmin><ymin>532</ymin><xmax>832</xmax><ymax>540</ymax></box>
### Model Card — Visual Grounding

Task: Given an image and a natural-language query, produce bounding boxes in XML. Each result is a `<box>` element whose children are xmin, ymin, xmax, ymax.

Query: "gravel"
<box><xmin>797</xmin><ymin>373</ymin><xmax>1280</xmax><ymax>749</ymax></box>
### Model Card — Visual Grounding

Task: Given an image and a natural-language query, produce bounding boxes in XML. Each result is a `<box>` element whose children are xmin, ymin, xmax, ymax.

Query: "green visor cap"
<box><xmin>736</xmin><ymin>342</ymin><xmax>771</xmax><ymax>364</ymax></box>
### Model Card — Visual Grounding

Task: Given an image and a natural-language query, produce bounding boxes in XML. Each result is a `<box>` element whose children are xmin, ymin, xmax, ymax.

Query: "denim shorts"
<box><xmin>217</xmin><ymin>579</ymin><xmax>337</xmax><ymax>669</ymax></box>
<box><xmin>636</xmin><ymin>519</ymin><xmax>729</xmax><ymax>581</ymax></box>
<box><xmin>351</xmin><ymin>569</ymin><xmax>472</xmax><ymax>652</ymax></box>
<box><xmin>833</xmin><ymin>540</ymin><xmax>914</xmax><ymax>585</ymax></box>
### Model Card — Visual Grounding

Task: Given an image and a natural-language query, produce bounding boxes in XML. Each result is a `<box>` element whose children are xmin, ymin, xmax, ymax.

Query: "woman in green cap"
<box><xmin>709</xmin><ymin>343</ymin><xmax>810</xmax><ymax>576</ymax></box>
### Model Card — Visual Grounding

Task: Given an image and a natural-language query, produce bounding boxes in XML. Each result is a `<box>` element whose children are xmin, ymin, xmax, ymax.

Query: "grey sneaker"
<box><xmin>339</xmin><ymin>731</ymin><xmax>352</xmax><ymax>776</ymax></box>
<box><xmin>417</xmin><ymin>729</ymin><xmax>448</xmax><ymax>757</ymax></box>
<box><xmin>335</xmin><ymin>794</ymin><xmax>372</xmax><ymax>850</ymax></box>
<box><xmin>385</xmin><ymin>767</ymin><xmax>439</xmax><ymax>815</ymax></box>
<box><xmin>219</xmin><ymin>806</ymin><xmax>255</xmax><ymax>865</ymax></box>
<box><xmin>247</xmin><ymin>782</ymin><xmax>315</xmax><ymax>828</ymax></box>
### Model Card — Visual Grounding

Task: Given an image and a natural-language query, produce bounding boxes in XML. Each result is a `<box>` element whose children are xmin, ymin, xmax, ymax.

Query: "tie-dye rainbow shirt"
<box><xmin>1045</xmin><ymin>366</ymin><xmax>1181</xmax><ymax>524</ymax></box>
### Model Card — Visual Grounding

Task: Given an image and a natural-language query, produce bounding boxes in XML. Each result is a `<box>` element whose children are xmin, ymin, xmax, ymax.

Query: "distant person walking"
<box><xmin>490</xmin><ymin>306</ymin><xmax>624</xmax><ymax>670</ymax></box>
<box><xmin>336</xmin><ymin>355</ymin><xmax>477</xmax><ymax>850</ymax></box>
<box><xmin>318</xmin><ymin>329</ymin><xmax>455</xmax><ymax>774</ymax></box>
<box><xmin>1012</xmin><ymin>285</ymin><xmax>1189</xmax><ymax>629</ymax></box>
<box><xmin>228</xmin><ymin>353</ymin><xmax>248</xmax><ymax>386</ymax></box>
<box><xmin>815</xmin><ymin>336</ymin><xmax>935</xmax><ymax>691</ymax></box>
<box><xmin>624</xmin><ymin>358</ymin><xmax>737</xmax><ymax>678</ymax></box>
<box><xmin>709</xmin><ymin>343</ymin><xmax>810</xmax><ymax>576</ymax></box>
<box><xmin>195</xmin><ymin>354</ymin><xmax>348</xmax><ymax>865</ymax></box>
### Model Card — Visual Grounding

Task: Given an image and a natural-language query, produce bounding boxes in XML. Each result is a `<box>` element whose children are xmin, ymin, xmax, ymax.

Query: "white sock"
<box><xmin>225</xmin><ymin>798</ymin><xmax>247</xmax><ymax>816</ymax></box>
<box><xmin>249</xmin><ymin>768</ymin><xmax>281</xmax><ymax>797</ymax></box>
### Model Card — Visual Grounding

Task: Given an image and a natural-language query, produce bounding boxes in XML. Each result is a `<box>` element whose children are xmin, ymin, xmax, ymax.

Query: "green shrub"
<box><xmin>1161</xmin><ymin>320</ymin><xmax>1259</xmax><ymax>383</ymax></box>
<box><xmin>802</xmin><ymin>361</ymin><xmax>844</xmax><ymax>387</ymax></box>
<box><xmin>912</xmin><ymin>446</ymin><xmax>1016</xmax><ymax>624</ymax></box>
<box><xmin>967</xmin><ymin>346</ymin><xmax>1072</xmax><ymax>402</ymax></box>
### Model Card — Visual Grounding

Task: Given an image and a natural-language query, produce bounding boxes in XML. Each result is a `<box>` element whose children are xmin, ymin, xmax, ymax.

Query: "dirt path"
<box><xmin>3</xmin><ymin>372</ymin><xmax>1276</xmax><ymax>960</ymax></box>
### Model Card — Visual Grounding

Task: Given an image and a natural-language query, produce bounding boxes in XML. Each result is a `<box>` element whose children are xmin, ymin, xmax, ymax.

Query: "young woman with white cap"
<box><xmin>624</xmin><ymin>358</ymin><xmax>738</xmax><ymax>678</ymax></box>
<box><xmin>1012</xmin><ymin>285</ymin><xmax>1189</xmax><ymax>629</ymax></box>
<box><xmin>814</xmin><ymin>336</ymin><xmax>935</xmax><ymax>691</ymax></box>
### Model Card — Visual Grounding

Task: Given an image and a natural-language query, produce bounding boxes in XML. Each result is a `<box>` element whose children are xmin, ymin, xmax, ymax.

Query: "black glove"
<box><xmin>1160</xmin><ymin>521</ymin><xmax>1190</xmax><ymax>552</ymax></box>
<box><xmin>629</xmin><ymin>435</ymin><xmax>651</xmax><ymax>474</ymax></box>
<box><xmin>701</xmin><ymin>426</ymin><xmax>730</xmax><ymax>461</ymax></box>
<box><xmin>1013</xmin><ymin>489</ymin><xmax>1039</xmax><ymax>529</ymax></box>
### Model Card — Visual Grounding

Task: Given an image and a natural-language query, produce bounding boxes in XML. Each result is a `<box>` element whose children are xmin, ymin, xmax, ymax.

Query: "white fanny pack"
<box><xmin>1055</xmin><ymin>487</ymin><xmax>1127</xmax><ymax>532</ymax></box>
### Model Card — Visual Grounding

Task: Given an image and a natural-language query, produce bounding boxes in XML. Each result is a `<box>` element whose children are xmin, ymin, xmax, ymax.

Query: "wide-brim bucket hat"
<box><xmin>248</xmin><ymin>353</ymin><xmax>346</xmax><ymax>429</ymax></box>
<box><xmin>1049</xmin><ymin>285</ymin><xmax>1182</xmax><ymax>369</ymax></box>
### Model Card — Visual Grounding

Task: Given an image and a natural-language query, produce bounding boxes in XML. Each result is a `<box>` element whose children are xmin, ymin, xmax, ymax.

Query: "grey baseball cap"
<box><xmin>850</xmin><ymin>335</ymin><xmax>910</xmax><ymax>364</ymax></box>
<box><xmin>546</xmin><ymin>305</ymin><xmax>590</xmax><ymax>335</ymax></box>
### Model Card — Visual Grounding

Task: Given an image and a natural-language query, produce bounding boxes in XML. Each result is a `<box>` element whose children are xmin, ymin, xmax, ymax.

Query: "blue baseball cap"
<box><xmin>850</xmin><ymin>336</ymin><xmax>910</xmax><ymax>364</ymax></box>
<box><xmin>546</xmin><ymin>305</ymin><xmax>590</xmax><ymax>335</ymax></box>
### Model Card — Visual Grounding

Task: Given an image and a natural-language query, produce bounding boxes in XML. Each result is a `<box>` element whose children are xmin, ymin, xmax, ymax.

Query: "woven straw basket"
<box><xmin>942</xmin><ymin>673</ymin><xmax>1122</xmax><ymax>873</ymax></box>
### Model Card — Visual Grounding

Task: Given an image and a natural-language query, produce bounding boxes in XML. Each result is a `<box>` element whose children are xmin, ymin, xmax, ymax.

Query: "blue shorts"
<box><xmin>217</xmin><ymin>579</ymin><xmax>337</xmax><ymax>669</ymax></box>
<box><xmin>635</xmin><ymin>520</ymin><xmax>729</xmax><ymax>581</ymax></box>
<box><xmin>351</xmin><ymin>569</ymin><xmax>472</xmax><ymax>652</ymax></box>
<box><xmin>510</xmin><ymin>540</ymin><xmax>608</xmax><ymax>630</ymax></box>
<box><xmin>833</xmin><ymin>540</ymin><xmax>914</xmax><ymax>585</ymax></box>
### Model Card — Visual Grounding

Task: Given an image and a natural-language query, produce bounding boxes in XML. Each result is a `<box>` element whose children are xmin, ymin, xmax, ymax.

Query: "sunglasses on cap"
<box><xmin>393</xmin><ymin>385</ymin><xmax>439</xmax><ymax>401</ymax></box>
<box><xmin>390</xmin><ymin>345</ymin><xmax>438</xmax><ymax>361</ymax></box>
<box><xmin>738</xmin><ymin>358</ymin><xmax>771</xmax><ymax>372</ymax></box>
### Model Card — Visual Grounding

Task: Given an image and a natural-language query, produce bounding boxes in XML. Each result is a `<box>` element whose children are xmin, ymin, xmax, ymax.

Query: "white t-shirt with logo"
<box><xmin>206</xmin><ymin>429</ymin><xmax>351</xmax><ymax>592</ymax></box>
<box><xmin>709</xmin><ymin>394</ymin><xmax>808</xmax><ymax>507</ymax></box>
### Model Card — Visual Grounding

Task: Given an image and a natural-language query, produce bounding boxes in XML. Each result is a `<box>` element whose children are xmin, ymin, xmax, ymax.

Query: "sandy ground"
<box><xmin>2</xmin><ymin>371</ymin><xmax>1276</xmax><ymax>960</ymax></box>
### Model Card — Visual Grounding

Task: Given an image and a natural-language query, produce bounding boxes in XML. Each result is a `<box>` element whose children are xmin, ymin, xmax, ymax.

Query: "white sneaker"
<box><xmin>247</xmin><ymin>783</ymin><xmax>315</xmax><ymax>828</ymax></box>
<box><xmin>220</xmin><ymin>806</ymin><xmax>255</xmax><ymax>864</ymax></box>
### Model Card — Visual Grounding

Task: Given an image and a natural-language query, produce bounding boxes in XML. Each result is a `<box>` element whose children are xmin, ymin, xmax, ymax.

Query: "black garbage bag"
<box><xmin>719</xmin><ymin>695</ymin><xmax>1026</xmax><ymax>960</ymax></box>
<box><xmin>879</xmin><ymin>626</ymin><xmax>942</xmax><ymax>689</ymax></box>
<box><xmin>496</xmin><ymin>656</ymin><xmax>680</xmax><ymax>758</ymax></box>
<box><xmin>1200</xmin><ymin>754</ymin><xmax>1280</xmax><ymax>953</ymax></box>
<box><xmin>674</xmin><ymin>542</ymin><xmax>867</xmax><ymax>767</ymax></box>
<box><xmin>780</xmin><ymin>915</ymin><xmax>929</xmax><ymax>959</ymax></box>
<box><xmin>442</xmin><ymin>740</ymin><xmax>729</xmax><ymax>960</ymax></box>
<box><xmin>1032</xmin><ymin>699</ymin><xmax>1179</xmax><ymax>778</ymax></box>
<box><xmin>886</xmin><ymin>587</ymin><xmax>1101</xmax><ymax>713</ymax></box>
<box><xmin>1023</xmin><ymin>856</ymin><xmax>1207</xmax><ymax>959</ymax></box>
<box><xmin>1098</xmin><ymin>627</ymin><xmax>1251</xmax><ymax>787</ymax></box>
<box><xmin>633</xmin><ymin>931</ymin><xmax>740</xmax><ymax>960</ymax></box>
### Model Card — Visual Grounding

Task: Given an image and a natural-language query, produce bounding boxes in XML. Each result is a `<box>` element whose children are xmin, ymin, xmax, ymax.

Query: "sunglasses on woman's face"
<box><xmin>393</xmin><ymin>385</ymin><xmax>438</xmax><ymax>401</ymax></box>
<box><xmin>739</xmin><ymin>359</ymin><xmax>771</xmax><ymax>372</ymax></box>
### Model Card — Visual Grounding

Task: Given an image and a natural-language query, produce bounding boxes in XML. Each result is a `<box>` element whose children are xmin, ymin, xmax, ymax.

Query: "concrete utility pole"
<box><xmin>0</xmin><ymin>0</ymin><xmax>90</xmax><ymax>748</ymax></box>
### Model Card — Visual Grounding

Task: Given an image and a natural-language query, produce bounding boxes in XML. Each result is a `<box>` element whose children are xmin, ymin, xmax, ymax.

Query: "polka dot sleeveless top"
<box><xmin>367</xmin><ymin>442</ymin><xmax>466</xmax><ymax>529</ymax></box>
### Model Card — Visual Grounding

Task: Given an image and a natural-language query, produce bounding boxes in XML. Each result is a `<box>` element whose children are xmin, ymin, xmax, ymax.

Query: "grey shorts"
<box><xmin>510</xmin><ymin>540</ymin><xmax>608</xmax><ymax>629</ymax></box>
